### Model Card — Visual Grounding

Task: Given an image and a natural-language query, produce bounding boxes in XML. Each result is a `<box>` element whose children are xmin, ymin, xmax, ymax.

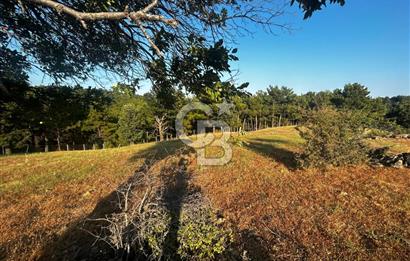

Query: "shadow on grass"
<box><xmin>38</xmin><ymin>140</ymin><xmax>188</xmax><ymax>261</ymax></box>
<box><xmin>243</xmin><ymin>138</ymin><xmax>298</xmax><ymax>169</ymax></box>
<box><xmin>127</xmin><ymin>139</ymin><xmax>185</xmax><ymax>163</ymax></box>
<box><xmin>160</xmin><ymin>157</ymin><xmax>192</xmax><ymax>260</ymax></box>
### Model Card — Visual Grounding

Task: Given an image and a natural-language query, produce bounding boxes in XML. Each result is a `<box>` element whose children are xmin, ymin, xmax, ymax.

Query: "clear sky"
<box><xmin>30</xmin><ymin>0</ymin><xmax>410</xmax><ymax>97</ymax></box>
<box><xmin>234</xmin><ymin>0</ymin><xmax>410</xmax><ymax>97</ymax></box>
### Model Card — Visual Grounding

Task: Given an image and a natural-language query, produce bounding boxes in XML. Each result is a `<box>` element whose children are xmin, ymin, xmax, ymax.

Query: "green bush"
<box><xmin>297</xmin><ymin>108</ymin><xmax>368</xmax><ymax>168</ymax></box>
<box><xmin>177</xmin><ymin>201</ymin><xmax>233</xmax><ymax>260</ymax></box>
<box><xmin>140</xmin><ymin>205</ymin><xmax>171</xmax><ymax>259</ymax></box>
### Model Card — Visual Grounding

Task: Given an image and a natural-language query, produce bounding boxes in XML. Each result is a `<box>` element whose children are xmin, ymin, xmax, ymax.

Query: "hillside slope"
<box><xmin>0</xmin><ymin>140</ymin><xmax>183</xmax><ymax>260</ymax></box>
<box><xmin>0</xmin><ymin>127</ymin><xmax>409</xmax><ymax>260</ymax></box>
<box><xmin>195</xmin><ymin>127</ymin><xmax>410</xmax><ymax>259</ymax></box>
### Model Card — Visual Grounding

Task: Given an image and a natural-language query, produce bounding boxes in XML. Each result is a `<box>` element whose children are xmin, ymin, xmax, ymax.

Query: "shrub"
<box><xmin>96</xmin><ymin>162</ymin><xmax>233</xmax><ymax>260</ymax></box>
<box><xmin>177</xmin><ymin>194</ymin><xmax>234</xmax><ymax>260</ymax></box>
<box><xmin>297</xmin><ymin>108</ymin><xmax>368</xmax><ymax>168</ymax></box>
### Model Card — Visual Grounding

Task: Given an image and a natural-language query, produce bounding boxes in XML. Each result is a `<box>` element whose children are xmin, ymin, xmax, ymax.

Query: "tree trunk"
<box><xmin>97</xmin><ymin>127</ymin><xmax>102</xmax><ymax>141</ymax></box>
<box><xmin>278</xmin><ymin>114</ymin><xmax>282</xmax><ymax>127</ymax></box>
<box><xmin>45</xmin><ymin>136</ymin><xmax>49</xmax><ymax>152</ymax></box>
<box><xmin>57</xmin><ymin>129</ymin><xmax>61</xmax><ymax>151</ymax></box>
<box><xmin>34</xmin><ymin>135</ymin><xmax>41</xmax><ymax>151</ymax></box>
<box><xmin>159</xmin><ymin>128</ymin><xmax>164</xmax><ymax>141</ymax></box>
<box><xmin>155</xmin><ymin>116</ymin><xmax>167</xmax><ymax>142</ymax></box>
<box><xmin>255</xmin><ymin>116</ymin><xmax>258</xmax><ymax>131</ymax></box>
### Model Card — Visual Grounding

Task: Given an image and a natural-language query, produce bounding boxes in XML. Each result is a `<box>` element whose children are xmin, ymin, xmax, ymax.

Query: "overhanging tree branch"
<box><xmin>3</xmin><ymin>0</ymin><xmax>346</xmax><ymax>83</ymax></box>
<box><xmin>25</xmin><ymin>0</ymin><xmax>178</xmax><ymax>56</ymax></box>
<box><xmin>26</xmin><ymin>0</ymin><xmax>177</xmax><ymax>26</ymax></box>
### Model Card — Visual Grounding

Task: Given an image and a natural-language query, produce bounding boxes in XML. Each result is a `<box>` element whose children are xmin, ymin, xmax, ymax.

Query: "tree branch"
<box><xmin>26</xmin><ymin>0</ymin><xmax>177</xmax><ymax>56</ymax></box>
<box><xmin>134</xmin><ymin>19</ymin><xmax>162</xmax><ymax>56</ymax></box>
<box><xmin>27</xmin><ymin>0</ymin><xmax>177</xmax><ymax>26</ymax></box>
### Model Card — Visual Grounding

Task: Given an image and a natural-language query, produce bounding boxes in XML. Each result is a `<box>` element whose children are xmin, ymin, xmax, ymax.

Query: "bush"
<box><xmin>297</xmin><ymin>108</ymin><xmax>368</xmax><ymax>168</ymax></box>
<box><xmin>97</xmin><ymin>165</ymin><xmax>233</xmax><ymax>260</ymax></box>
<box><xmin>177</xmin><ymin>194</ymin><xmax>234</xmax><ymax>260</ymax></box>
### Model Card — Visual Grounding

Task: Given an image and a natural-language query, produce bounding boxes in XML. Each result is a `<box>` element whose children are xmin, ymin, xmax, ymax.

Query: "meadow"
<box><xmin>0</xmin><ymin>127</ymin><xmax>409</xmax><ymax>260</ymax></box>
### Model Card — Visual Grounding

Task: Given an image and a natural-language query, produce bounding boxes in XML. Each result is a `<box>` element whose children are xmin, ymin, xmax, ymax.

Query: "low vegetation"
<box><xmin>1</xmin><ymin>127</ymin><xmax>409</xmax><ymax>260</ymax></box>
<box><xmin>297</xmin><ymin>108</ymin><xmax>368</xmax><ymax>168</ymax></box>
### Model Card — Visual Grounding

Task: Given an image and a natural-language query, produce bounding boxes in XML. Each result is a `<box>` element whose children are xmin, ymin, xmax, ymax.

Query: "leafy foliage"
<box><xmin>177</xmin><ymin>200</ymin><xmax>234</xmax><ymax>260</ymax></box>
<box><xmin>118</xmin><ymin>101</ymin><xmax>154</xmax><ymax>144</ymax></box>
<box><xmin>1</xmin><ymin>0</ymin><xmax>344</xmax><ymax>83</ymax></box>
<box><xmin>297</xmin><ymin>107</ymin><xmax>368</xmax><ymax>168</ymax></box>
<box><xmin>1</xmin><ymin>79</ymin><xmax>408</xmax><ymax>153</ymax></box>
<box><xmin>291</xmin><ymin>0</ymin><xmax>345</xmax><ymax>19</ymax></box>
<box><xmin>387</xmin><ymin>96</ymin><xmax>410</xmax><ymax>130</ymax></box>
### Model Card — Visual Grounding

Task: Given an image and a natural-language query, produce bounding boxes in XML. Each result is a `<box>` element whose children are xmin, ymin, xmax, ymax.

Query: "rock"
<box><xmin>380</xmin><ymin>155</ymin><xmax>396</xmax><ymax>166</ymax></box>
<box><xmin>387</xmin><ymin>154</ymin><xmax>404</xmax><ymax>168</ymax></box>
<box><xmin>369</xmin><ymin>147</ymin><xmax>389</xmax><ymax>159</ymax></box>
<box><xmin>400</xmin><ymin>153</ymin><xmax>410</xmax><ymax>167</ymax></box>
<box><xmin>369</xmin><ymin>148</ymin><xmax>410</xmax><ymax>168</ymax></box>
<box><xmin>392</xmin><ymin>159</ymin><xmax>404</xmax><ymax>168</ymax></box>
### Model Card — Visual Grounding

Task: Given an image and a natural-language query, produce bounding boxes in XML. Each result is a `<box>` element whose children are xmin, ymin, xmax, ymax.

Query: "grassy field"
<box><xmin>0</xmin><ymin>140</ymin><xmax>184</xmax><ymax>260</ymax></box>
<box><xmin>196</xmin><ymin>127</ymin><xmax>410</xmax><ymax>259</ymax></box>
<box><xmin>0</xmin><ymin>127</ymin><xmax>409</xmax><ymax>260</ymax></box>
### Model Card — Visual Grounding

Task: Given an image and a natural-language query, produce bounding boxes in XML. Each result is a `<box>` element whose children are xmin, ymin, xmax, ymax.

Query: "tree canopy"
<box><xmin>1</xmin><ymin>80</ymin><xmax>408</xmax><ymax>153</ymax></box>
<box><xmin>1</xmin><ymin>0</ymin><xmax>346</xmax><ymax>85</ymax></box>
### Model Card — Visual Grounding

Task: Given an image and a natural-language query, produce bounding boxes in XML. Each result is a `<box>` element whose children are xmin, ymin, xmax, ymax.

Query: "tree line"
<box><xmin>1</xmin><ymin>78</ymin><xmax>408</xmax><ymax>154</ymax></box>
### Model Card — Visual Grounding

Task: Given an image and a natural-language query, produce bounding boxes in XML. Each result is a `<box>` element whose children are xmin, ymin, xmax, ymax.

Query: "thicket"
<box><xmin>297</xmin><ymin>108</ymin><xmax>368</xmax><ymax>168</ymax></box>
<box><xmin>96</xmin><ymin>154</ymin><xmax>234</xmax><ymax>260</ymax></box>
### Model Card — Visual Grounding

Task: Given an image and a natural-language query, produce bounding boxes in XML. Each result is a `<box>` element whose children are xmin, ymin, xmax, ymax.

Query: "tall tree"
<box><xmin>118</xmin><ymin>101</ymin><xmax>154</xmax><ymax>144</ymax></box>
<box><xmin>332</xmin><ymin>83</ymin><xmax>371</xmax><ymax>110</ymax></box>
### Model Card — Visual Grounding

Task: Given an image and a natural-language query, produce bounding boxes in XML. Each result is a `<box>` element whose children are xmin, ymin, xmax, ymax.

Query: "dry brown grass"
<box><xmin>1</xmin><ymin>127</ymin><xmax>409</xmax><ymax>260</ymax></box>
<box><xmin>193</xmin><ymin>127</ymin><xmax>410</xmax><ymax>260</ymax></box>
<box><xmin>0</xmin><ymin>140</ymin><xmax>183</xmax><ymax>261</ymax></box>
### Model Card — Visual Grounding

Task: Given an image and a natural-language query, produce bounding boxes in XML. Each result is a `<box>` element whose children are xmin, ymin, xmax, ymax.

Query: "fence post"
<box><xmin>83</xmin><ymin>144</ymin><xmax>86</xmax><ymax>150</ymax></box>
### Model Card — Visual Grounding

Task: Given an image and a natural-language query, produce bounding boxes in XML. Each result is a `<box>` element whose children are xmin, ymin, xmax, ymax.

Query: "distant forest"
<box><xmin>1</xmin><ymin>79</ymin><xmax>409</xmax><ymax>153</ymax></box>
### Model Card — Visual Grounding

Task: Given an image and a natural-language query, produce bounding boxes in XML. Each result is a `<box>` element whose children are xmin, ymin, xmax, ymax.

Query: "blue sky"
<box><xmin>30</xmin><ymin>0</ymin><xmax>409</xmax><ymax>97</ymax></box>
<box><xmin>234</xmin><ymin>0</ymin><xmax>410</xmax><ymax>97</ymax></box>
